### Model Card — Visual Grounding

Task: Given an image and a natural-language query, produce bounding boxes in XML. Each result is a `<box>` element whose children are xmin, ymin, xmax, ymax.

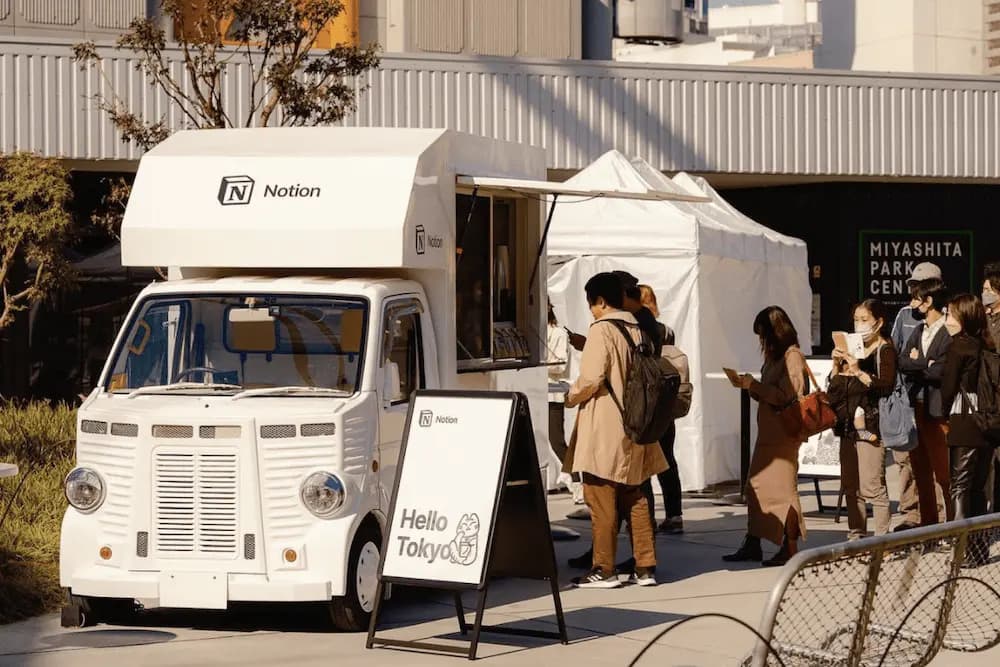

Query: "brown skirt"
<box><xmin>745</xmin><ymin>439</ymin><xmax>807</xmax><ymax>546</ymax></box>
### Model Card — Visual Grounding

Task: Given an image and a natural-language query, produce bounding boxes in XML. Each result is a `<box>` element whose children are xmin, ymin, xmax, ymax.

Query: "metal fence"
<box><xmin>748</xmin><ymin>513</ymin><xmax>1000</xmax><ymax>667</ymax></box>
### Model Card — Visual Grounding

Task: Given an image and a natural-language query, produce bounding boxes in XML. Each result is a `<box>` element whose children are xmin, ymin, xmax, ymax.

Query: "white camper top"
<box><xmin>121</xmin><ymin>128</ymin><xmax>547</xmax><ymax>270</ymax></box>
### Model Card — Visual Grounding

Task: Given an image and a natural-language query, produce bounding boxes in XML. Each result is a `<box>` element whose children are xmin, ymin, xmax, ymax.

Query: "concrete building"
<box><xmin>622</xmin><ymin>0</ymin><xmax>1000</xmax><ymax>76</ymax></box>
<box><xmin>616</xmin><ymin>0</ymin><xmax>820</xmax><ymax>68</ymax></box>
<box><xmin>817</xmin><ymin>0</ymin><xmax>995</xmax><ymax>75</ymax></box>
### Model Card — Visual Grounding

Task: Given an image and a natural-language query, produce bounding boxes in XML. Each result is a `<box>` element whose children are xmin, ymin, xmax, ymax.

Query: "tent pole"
<box><xmin>528</xmin><ymin>194</ymin><xmax>559</xmax><ymax>305</ymax></box>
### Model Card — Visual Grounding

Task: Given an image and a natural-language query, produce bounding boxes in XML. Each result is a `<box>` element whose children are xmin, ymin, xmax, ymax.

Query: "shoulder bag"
<box><xmin>876</xmin><ymin>344</ymin><xmax>919</xmax><ymax>452</ymax></box>
<box><xmin>778</xmin><ymin>354</ymin><xmax>837</xmax><ymax>441</ymax></box>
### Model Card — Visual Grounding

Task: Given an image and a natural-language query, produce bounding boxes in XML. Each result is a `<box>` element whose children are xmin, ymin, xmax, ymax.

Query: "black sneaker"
<box><xmin>572</xmin><ymin>568</ymin><xmax>622</xmax><ymax>589</ymax></box>
<box><xmin>658</xmin><ymin>517</ymin><xmax>684</xmax><ymax>535</ymax></box>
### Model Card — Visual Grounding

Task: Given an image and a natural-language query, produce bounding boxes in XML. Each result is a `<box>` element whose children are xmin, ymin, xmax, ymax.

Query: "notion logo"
<box><xmin>218</xmin><ymin>175</ymin><xmax>255</xmax><ymax>205</ymax></box>
<box><xmin>415</xmin><ymin>225</ymin><xmax>426</xmax><ymax>255</ymax></box>
<box><xmin>418</xmin><ymin>410</ymin><xmax>433</xmax><ymax>427</ymax></box>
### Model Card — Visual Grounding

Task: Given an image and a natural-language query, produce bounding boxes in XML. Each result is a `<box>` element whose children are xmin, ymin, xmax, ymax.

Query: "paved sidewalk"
<box><xmin>1</xmin><ymin>477</ymin><xmax>997</xmax><ymax>666</ymax></box>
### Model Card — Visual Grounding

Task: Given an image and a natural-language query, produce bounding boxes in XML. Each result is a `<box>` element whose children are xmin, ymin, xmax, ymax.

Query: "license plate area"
<box><xmin>159</xmin><ymin>572</ymin><xmax>228</xmax><ymax>609</ymax></box>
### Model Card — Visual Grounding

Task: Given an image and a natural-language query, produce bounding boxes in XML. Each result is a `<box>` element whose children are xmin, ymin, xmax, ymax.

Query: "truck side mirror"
<box><xmin>383</xmin><ymin>362</ymin><xmax>402</xmax><ymax>405</ymax></box>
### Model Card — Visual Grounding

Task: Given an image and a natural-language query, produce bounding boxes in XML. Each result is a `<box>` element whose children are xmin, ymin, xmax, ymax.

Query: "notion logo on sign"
<box><xmin>218</xmin><ymin>175</ymin><xmax>255</xmax><ymax>205</ymax></box>
<box><xmin>418</xmin><ymin>410</ymin><xmax>433</xmax><ymax>427</ymax></box>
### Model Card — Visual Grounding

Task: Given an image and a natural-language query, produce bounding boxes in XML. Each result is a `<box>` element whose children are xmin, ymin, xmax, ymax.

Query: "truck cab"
<box><xmin>60</xmin><ymin>128</ymin><xmax>552</xmax><ymax>631</ymax></box>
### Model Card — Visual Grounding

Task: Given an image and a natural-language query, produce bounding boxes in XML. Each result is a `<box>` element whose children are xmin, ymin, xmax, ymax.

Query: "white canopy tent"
<box><xmin>547</xmin><ymin>151</ymin><xmax>811</xmax><ymax>491</ymax></box>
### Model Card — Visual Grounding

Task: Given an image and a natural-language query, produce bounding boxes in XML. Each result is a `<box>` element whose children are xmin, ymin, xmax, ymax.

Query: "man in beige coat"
<box><xmin>565</xmin><ymin>272</ymin><xmax>668</xmax><ymax>588</ymax></box>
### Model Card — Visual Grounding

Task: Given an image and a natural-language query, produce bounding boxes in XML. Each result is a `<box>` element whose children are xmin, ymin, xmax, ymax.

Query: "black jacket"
<box><xmin>941</xmin><ymin>332</ymin><xmax>988</xmax><ymax>448</ymax></box>
<box><xmin>828</xmin><ymin>343</ymin><xmax>897</xmax><ymax>439</ymax></box>
<box><xmin>898</xmin><ymin>321</ymin><xmax>952</xmax><ymax>418</ymax></box>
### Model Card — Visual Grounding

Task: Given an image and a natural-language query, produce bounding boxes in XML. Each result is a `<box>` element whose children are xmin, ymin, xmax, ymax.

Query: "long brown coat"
<box><xmin>746</xmin><ymin>345</ymin><xmax>808</xmax><ymax>545</ymax></box>
<box><xmin>564</xmin><ymin>311</ymin><xmax>668</xmax><ymax>486</ymax></box>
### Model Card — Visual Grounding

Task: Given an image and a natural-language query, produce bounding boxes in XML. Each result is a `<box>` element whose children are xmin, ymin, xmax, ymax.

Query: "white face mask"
<box><xmin>854</xmin><ymin>323</ymin><xmax>879</xmax><ymax>342</ymax></box>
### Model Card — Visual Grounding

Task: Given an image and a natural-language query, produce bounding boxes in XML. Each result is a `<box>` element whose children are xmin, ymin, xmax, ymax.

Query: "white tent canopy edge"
<box><xmin>546</xmin><ymin>150</ymin><xmax>812</xmax><ymax>492</ymax></box>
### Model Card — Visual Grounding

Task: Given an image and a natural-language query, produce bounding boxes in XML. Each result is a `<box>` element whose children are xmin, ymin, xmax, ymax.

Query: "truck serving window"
<box><xmin>106</xmin><ymin>294</ymin><xmax>368</xmax><ymax>395</ymax></box>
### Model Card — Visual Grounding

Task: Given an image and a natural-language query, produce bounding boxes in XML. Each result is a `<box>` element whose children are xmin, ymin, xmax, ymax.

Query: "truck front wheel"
<box><xmin>61</xmin><ymin>592</ymin><xmax>135</xmax><ymax>628</ymax></box>
<box><xmin>329</xmin><ymin>522</ymin><xmax>381</xmax><ymax>632</ymax></box>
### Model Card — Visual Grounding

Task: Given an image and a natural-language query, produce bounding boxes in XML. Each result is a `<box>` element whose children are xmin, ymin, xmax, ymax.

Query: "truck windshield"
<box><xmin>105</xmin><ymin>294</ymin><xmax>368</xmax><ymax>395</ymax></box>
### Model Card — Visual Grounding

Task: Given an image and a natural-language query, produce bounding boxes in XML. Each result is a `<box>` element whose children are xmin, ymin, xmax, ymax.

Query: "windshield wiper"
<box><xmin>126</xmin><ymin>382</ymin><xmax>243</xmax><ymax>399</ymax></box>
<box><xmin>230</xmin><ymin>386</ymin><xmax>350</xmax><ymax>401</ymax></box>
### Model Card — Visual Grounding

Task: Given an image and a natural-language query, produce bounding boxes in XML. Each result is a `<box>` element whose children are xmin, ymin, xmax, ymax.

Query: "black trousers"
<box><xmin>655</xmin><ymin>423</ymin><xmax>682</xmax><ymax>518</ymax></box>
<box><xmin>548</xmin><ymin>402</ymin><xmax>568</xmax><ymax>464</ymax></box>
<box><xmin>638</xmin><ymin>423</ymin><xmax>680</xmax><ymax>529</ymax></box>
<box><xmin>994</xmin><ymin>452</ymin><xmax>1000</xmax><ymax>513</ymax></box>
<box><xmin>950</xmin><ymin>446</ymin><xmax>993</xmax><ymax>521</ymax></box>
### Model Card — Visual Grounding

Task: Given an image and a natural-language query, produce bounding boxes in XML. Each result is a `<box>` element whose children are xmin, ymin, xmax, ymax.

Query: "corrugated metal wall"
<box><xmin>1</xmin><ymin>2</ymin><xmax>145</xmax><ymax>40</ymax></box>
<box><xmin>2</xmin><ymin>37</ymin><xmax>1000</xmax><ymax>179</ymax></box>
<box><xmin>89</xmin><ymin>0</ymin><xmax>143</xmax><ymax>30</ymax></box>
<box><xmin>21</xmin><ymin>1</ymin><xmax>80</xmax><ymax>26</ymax></box>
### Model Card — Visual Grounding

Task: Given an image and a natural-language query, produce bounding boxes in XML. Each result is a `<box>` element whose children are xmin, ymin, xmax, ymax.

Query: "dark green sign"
<box><xmin>859</xmin><ymin>230</ymin><xmax>974</xmax><ymax>308</ymax></box>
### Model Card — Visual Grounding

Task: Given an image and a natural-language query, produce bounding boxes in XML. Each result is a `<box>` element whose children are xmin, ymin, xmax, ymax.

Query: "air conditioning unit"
<box><xmin>615</xmin><ymin>0</ymin><xmax>684</xmax><ymax>42</ymax></box>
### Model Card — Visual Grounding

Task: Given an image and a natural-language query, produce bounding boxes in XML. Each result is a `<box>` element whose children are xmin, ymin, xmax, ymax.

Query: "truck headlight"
<box><xmin>64</xmin><ymin>468</ymin><xmax>106</xmax><ymax>513</ymax></box>
<box><xmin>300</xmin><ymin>472</ymin><xmax>346</xmax><ymax>518</ymax></box>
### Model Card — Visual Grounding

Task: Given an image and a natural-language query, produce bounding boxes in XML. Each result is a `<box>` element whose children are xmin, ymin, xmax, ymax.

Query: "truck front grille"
<box><xmin>154</xmin><ymin>449</ymin><xmax>239</xmax><ymax>558</ymax></box>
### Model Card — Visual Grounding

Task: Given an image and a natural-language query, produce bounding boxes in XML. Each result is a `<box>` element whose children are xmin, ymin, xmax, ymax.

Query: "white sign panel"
<box><xmin>798</xmin><ymin>358</ymin><xmax>841</xmax><ymax>478</ymax></box>
<box><xmin>381</xmin><ymin>393</ymin><xmax>515</xmax><ymax>586</ymax></box>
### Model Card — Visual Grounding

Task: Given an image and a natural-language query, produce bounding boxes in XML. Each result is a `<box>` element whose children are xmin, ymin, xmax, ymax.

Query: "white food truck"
<box><xmin>59</xmin><ymin>127</ymin><xmax>702</xmax><ymax>631</ymax></box>
<box><xmin>59</xmin><ymin>128</ymin><xmax>566</xmax><ymax>631</ymax></box>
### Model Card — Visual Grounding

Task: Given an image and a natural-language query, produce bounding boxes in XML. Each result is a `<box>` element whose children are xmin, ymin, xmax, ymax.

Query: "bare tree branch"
<box><xmin>70</xmin><ymin>0</ymin><xmax>380</xmax><ymax>237</ymax></box>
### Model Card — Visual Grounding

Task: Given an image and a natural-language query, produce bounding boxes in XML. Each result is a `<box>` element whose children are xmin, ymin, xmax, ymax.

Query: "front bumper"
<box><xmin>68</xmin><ymin>567</ymin><xmax>333</xmax><ymax>608</ymax></box>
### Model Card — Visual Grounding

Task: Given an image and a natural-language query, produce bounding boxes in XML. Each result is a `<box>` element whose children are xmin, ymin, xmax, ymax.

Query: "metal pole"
<box><xmin>740</xmin><ymin>388</ymin><xmax>751</xmax><ymax>500</ymax></box>
<box><xmin>527</xmin><ymin>193</ymin><xmax>559</xmax><ymax>298</ymax></box>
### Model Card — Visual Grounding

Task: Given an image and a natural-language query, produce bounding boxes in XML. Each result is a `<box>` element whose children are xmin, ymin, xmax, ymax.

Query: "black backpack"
<box><xmin>973</xmin><ymin>348</ymin><xmax>1000</xmax><ymax>443</ymax></box>
<box><xmin>602</xmin><ymin>319</ymin><xmax>681</xmax><ymax>445</ymax></box>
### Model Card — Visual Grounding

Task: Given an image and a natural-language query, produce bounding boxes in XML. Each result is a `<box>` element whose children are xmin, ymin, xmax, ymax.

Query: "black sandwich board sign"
<box><xmin>366</xmin><ymin>390</ymin><xmax>567</xmax><ymax>660</ymax></box>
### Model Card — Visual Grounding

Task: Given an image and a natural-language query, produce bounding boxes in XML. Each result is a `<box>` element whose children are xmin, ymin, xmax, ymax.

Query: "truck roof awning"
<box><xmin>456</xmin><ymin>175</ymin><xmax>711</xmax><ymax>203</ymax></box>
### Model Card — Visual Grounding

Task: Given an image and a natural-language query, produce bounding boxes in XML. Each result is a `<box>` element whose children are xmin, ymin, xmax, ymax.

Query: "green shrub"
<box><xmin>0</xmin><ymin>401</ymin><xmax>76</xmax><ymax>624</ymax></box>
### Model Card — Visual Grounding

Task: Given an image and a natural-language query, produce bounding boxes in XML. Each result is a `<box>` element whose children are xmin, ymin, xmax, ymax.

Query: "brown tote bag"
<box><xmin>778</xmin><ymin>358</ymin><xmax>837</xmax><ymax>441</ymax></box>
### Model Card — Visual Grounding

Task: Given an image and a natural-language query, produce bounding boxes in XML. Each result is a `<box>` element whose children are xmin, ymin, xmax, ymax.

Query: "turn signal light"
<box><xmin>99</xmin><ymin>546</ymin><xmax>112</xmax><ymax>560</ymax></box>
<box><xmin>283</xmin><ymin>548</ymin><xmax>298</xmax><ymax>564</ymax></box>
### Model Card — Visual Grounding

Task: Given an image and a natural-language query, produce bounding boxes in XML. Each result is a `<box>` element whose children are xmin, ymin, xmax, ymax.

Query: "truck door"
<box><xmin>377</xmin><ymin>298</ymin><xmax>426</xmax><ymax>506</ymax></box>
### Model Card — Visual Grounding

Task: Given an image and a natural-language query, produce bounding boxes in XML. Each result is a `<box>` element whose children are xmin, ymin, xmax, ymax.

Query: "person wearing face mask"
<box><xmin>827</xmin><ymin>300</ymin><xmax>897</xmax><ymax>539</ymax></box>
<box><xmin>982</xmin><ymin>264</ymin><xmax>1000</xmax><ymax>346</ymax></box>
<box><xmin>890</xmin><ymin>264</ymin><xmax>943</xmax><ymax>532</ymax></box>
<box><xmin>939</xmin><ymin>294</ymin><xmax>994</xmax><ymax>561</ymax></box>
<box><xmin>898</xmin><ymin>278</ymin><xmax>954</xmax><ymax>526</ymax></box>
<box><xmin>982</xmin><ymin>264</ymin><xmax>1000</xmax><ymax>514</ymax></box>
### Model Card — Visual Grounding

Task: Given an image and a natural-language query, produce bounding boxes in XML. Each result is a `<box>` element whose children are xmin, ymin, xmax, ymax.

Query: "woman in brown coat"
<box><xmin>724</xmin><ymin>306</ymin><xmax>808</xmax><ymax>567</ymax></box>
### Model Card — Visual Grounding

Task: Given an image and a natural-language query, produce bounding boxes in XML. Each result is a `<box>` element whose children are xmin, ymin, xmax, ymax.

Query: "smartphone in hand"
<box><xmin>723</xmin><ymin>367</ymin><xmax>742</xmax><ymax>388</ymax></box>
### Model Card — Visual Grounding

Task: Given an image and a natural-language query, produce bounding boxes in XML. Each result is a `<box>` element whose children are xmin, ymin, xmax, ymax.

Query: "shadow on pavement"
<box><xmin>40</xmin><ymin>628</ymin><xmax>176</xmax><ymax>649</ymax></box>
<box><xmin>103</xmin><ymin>602</ymin><xmax>334</xmax><ymax>634</ymax></box>
<box><xmin>381</xmin><ymin>607</ymin><xmax>687</xmax><ymax>658</ymax></box>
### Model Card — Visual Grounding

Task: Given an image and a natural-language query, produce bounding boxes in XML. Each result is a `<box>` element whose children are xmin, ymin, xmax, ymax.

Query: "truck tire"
<box><xmin>329</xmin><ymin>522</ymin><xmax>381</xmax><ymax>632</ymax></box>
<box><xmin>61</xmin><ymin>592</ymin><xmax>135</xmax><ymax>628</ymax></box>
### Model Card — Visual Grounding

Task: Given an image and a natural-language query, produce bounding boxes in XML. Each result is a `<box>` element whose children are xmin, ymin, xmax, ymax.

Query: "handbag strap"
<box><xmin>800</xmin><ymin>351</ymin><xmax>819</xmax><ymax>395</ymax></box>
